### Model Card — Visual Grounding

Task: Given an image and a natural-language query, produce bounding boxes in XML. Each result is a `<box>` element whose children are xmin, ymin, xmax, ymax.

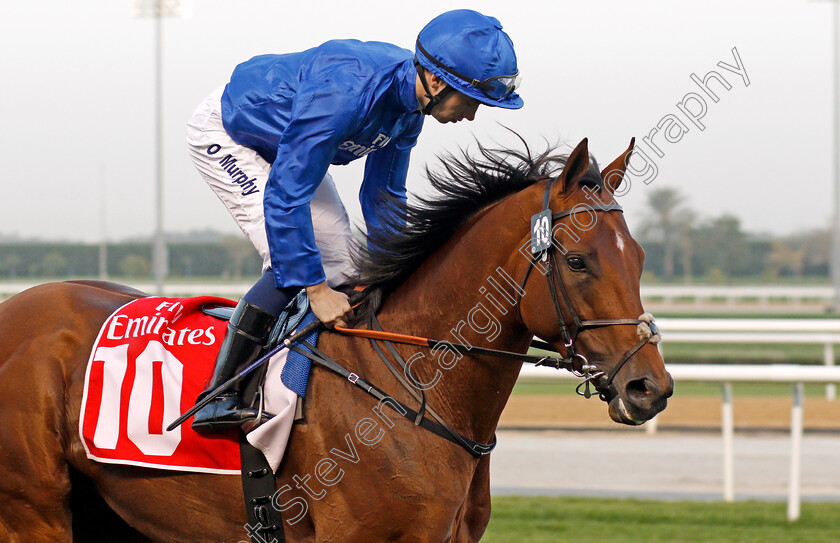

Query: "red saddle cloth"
<box><xmin>79</xmin><ymin>296</ymin><xmax>242</xmax><ymax>474</ymax></box>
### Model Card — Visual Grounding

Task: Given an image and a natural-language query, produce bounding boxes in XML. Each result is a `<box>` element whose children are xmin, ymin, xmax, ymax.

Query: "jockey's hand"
<box><xmin>306</xmin><ymin>281</ymin><xmax>354</xmax><ymax>328</ymax></box>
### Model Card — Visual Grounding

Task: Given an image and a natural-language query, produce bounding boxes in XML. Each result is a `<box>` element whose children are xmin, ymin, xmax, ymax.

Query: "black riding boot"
<box><xmin>191</xmin><ymin>300</ymin><xmax>278</xmax><ymax>435</ymax></box>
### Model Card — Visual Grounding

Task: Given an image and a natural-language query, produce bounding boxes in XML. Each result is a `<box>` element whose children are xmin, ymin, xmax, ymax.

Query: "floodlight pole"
<box><xmin>133</xmin><ymin>1</ymin><xmax>187</xmax><ymax>294</ymax></box>
<box><xmin>152</xmin><ymin>6</ymin><xmax>167</xmax><ymax>296</ymax></box>
<box><xmin>832</xmin><ymin>3</ymin><xmax>840</xmax><ymax>312</ymax></box>
<box><xmin>99</xmin><ymin>165</ymin><xmax>108</xmax><ymax>280</ymax></box>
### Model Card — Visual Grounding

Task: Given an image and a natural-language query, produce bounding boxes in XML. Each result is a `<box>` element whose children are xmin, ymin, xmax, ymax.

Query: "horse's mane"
<box><xmin>353</xmin><ymin>137</ymin><xmax>601</xmax><ymax>304</ymax></box>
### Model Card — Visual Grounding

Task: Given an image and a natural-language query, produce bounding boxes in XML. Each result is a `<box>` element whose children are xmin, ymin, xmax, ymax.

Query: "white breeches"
<box><xmin>185</xmin><ymin>87</ymin><xmax>360</xmax><ymax>287</ymax></box>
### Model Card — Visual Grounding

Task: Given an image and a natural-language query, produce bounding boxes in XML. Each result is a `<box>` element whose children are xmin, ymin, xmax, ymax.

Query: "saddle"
<box><xmin>202</xmin><ymin>289</ymin><xmax>312</xmax><ymax>425</ymax></box>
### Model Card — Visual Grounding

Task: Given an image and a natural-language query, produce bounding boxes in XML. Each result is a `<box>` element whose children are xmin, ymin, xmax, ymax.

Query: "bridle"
<box><xmin>514</xmin><ymin>175</ymin><xmax>661</xmax><ymax>400</ymax></box>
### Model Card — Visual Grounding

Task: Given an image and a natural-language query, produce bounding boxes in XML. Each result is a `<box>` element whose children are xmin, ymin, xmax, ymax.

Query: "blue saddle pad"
<box><xmin>280</xmin><ymin>310</ymin><xmax>319</xmax><ymax>397</ymax></box>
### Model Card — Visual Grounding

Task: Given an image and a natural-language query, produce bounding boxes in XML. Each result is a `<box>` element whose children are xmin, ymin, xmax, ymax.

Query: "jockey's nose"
<box><xmin>465</xmin><ymin>104</ymin><xmax>478</xmax><ymax>122</ymax></box>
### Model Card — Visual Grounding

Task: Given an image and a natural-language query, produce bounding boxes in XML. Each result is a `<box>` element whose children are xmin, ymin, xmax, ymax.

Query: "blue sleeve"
<box><xmin>264</xmin><ymin>81</ymin><xmax>359</xmax><ymax>289</ymax></box>
<box><xmin>360</xmin><ymin>116</ymin><xmax>424</xmax><ymax>238</ymax></box>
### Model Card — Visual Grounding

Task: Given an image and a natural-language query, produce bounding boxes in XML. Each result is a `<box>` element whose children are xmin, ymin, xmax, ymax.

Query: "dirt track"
<box><xmin>500</xmin><ymin>395</ymin><xmax>840</xmax><ymax>431</ymax></box>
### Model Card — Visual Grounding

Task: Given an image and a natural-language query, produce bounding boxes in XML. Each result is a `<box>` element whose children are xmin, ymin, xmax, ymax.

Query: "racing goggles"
<box><xmin>478</xmin><ymin>73</ymin><xmax>521</xmax><ymax>100</ymax></box>
<box><xmin>416</xmin><ymin>40</ymin><xmax>520</xmax><ymax>100</ymax></box>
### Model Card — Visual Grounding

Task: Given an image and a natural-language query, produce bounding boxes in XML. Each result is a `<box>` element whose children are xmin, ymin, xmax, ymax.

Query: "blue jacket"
<box><xmin>221</xmin><ymin>40</ymin><xmax>424</xmax><ymax>288</ymax></box>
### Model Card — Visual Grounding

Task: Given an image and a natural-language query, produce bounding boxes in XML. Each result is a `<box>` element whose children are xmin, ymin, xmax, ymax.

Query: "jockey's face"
<box><xmin>417</xmin><ymin>72</ymin><xmax>480</xmax><ymax>124</ymax></box>
<box><xmin>431</xmin><ymin>90</ymin><xmax>480</xmax><ymax>124</ymax></box>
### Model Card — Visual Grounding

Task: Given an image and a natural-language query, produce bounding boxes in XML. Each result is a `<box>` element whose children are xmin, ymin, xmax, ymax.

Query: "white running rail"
<box><xmin>519</xmin><ymin>363</ymin><xmax>840</xmax><ymax>521</ymax></box>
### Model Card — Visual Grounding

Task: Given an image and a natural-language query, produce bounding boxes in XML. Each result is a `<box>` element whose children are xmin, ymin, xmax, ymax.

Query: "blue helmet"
<box><xmin>415</xmin><ymin>9</ymin><xmax>523</xmax><ymax>111</ymax></box>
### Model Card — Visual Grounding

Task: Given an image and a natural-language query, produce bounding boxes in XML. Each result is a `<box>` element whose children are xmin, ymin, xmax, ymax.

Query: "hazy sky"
<box><xmin>1</xmin><ymin>0</ymin><xmax>835</xmax><ymax>242</ymax></box>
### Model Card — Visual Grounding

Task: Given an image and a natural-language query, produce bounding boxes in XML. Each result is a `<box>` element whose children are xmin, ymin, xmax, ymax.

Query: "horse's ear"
<box><xmin>601</xmin><ymin>137</ymin><xmax>635</xmax><ymax>194</ymax></box>
<box><xmin>559</xmin><ymin>138</ymin><xmax>590</xmax><ymax>191</ymax></box>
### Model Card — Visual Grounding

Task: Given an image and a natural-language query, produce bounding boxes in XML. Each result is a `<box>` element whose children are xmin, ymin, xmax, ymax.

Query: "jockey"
<box><xmin>185</xmin><ymin>9</ymin><xmax>523</xmax><ymax>434</ymax></box>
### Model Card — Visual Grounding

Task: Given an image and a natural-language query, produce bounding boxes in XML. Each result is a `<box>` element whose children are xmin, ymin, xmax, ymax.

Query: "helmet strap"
<box><xmin>415</xmin><ymin>60</ymin><xmax>454</xmax><ymax>116</ymax></box>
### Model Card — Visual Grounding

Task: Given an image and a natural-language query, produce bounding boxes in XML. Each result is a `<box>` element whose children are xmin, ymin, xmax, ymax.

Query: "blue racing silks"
<box><xmin>221</xmin><ymin>39</ymin><xmax>424</xmax><ymax>288</ymax></box>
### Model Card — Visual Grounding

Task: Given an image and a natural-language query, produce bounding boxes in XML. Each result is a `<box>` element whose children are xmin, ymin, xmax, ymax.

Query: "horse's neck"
<box><xmin>374</xmin><ymin>203</ymin><xmax>532</xmax><ymax>444</ymax></box>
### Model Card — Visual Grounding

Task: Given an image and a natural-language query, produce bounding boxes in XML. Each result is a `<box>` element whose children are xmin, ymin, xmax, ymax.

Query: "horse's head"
<box><xmin>518</xmin><ymin>138</ymin><xmax>673</xmax><ymax>424</ymax></box>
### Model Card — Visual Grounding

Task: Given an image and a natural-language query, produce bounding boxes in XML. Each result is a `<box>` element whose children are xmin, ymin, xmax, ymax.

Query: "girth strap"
<box><xmin>240</xmin><ymin>434</ymin><xmax>285</xmax><ymax>542</ymax></box>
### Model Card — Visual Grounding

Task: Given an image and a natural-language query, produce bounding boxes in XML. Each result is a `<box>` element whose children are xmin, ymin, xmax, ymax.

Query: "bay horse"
<box><xmin>0</xmin><ymin>138</ymin><xmax>672</xmax><ymax>542</ymax></box>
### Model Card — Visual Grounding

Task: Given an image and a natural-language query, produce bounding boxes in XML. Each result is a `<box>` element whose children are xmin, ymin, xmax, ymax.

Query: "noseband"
<box><xmin>516</xmin><ymin>175</ymin><xmax>661</xmax><ymax>400</ymax></box>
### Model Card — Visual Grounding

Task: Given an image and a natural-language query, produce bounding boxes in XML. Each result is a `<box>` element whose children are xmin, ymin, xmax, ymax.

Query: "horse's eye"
<box><xmin>567</xmin><ymin>256</ymin><xmax>587</xmax><ymax>271</ymax></box>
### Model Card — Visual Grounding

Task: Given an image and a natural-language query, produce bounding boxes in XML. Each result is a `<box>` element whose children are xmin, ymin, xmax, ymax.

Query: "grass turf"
<box><xmin>482</xmin><ymin>496</ymin><xmax>840</xmax><ymax>542</ymax></box>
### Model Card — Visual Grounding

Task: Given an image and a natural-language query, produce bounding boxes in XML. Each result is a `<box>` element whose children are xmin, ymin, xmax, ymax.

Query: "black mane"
<box><xmin>353</xmin><ymin>138</ymin><xmax>600</xmax><ymax>298</ymax></box>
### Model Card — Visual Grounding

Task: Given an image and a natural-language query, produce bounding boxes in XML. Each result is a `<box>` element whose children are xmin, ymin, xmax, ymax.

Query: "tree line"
<box><xmin>638</xmin><ymin>187</ymin><xmax>828</xmax><ymax>282</ymax></box>
<box><xmin>0</xmin><ymin>235</ymin><xmax>263</xmax><ymax>280</ymax></box>
<box><xmin>0</xmin><ymin>192</ymin><xmax>829</xmax><ymax>283</ymax></box>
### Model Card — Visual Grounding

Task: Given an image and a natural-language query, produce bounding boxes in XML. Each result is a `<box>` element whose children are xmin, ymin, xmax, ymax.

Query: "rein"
<box><xmin>286</xmin><ymin>326</ymin><xmax>497</xmax><ymax>458</ymax></box>
<box><xmin>333</xmin><ymin>325</ymin><xmax>576</xmax><ymax>369</ymax></box>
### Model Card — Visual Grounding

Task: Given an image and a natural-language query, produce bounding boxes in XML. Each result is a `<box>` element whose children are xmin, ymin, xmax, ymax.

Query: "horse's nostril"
<box><xmin>625</xmin><ymin>377</ymin><xmax>659</xmax><ymax>407</ymax></box>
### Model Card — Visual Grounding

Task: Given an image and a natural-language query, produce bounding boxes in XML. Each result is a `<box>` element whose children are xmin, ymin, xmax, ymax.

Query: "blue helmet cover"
<box><xmin>416</xmin><ymin>9</ymin><xmax>523</xmax><ymax>109</ymax></box>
